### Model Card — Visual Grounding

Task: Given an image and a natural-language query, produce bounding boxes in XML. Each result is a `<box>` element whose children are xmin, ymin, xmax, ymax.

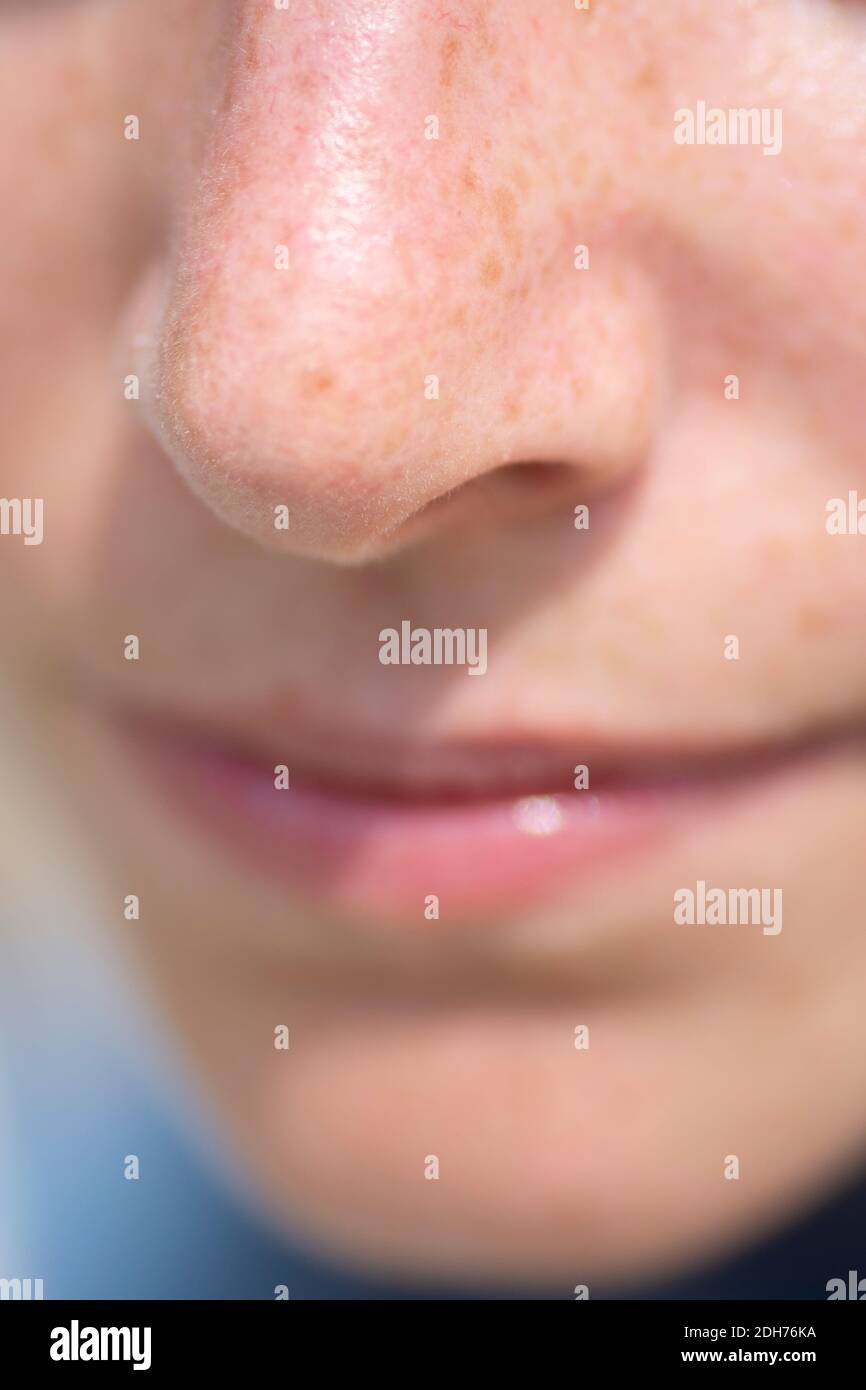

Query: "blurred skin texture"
<box><xmin>1</xmin><ymin>0</ymin><xmax>866</xmax><ymax>1286</ymax></box>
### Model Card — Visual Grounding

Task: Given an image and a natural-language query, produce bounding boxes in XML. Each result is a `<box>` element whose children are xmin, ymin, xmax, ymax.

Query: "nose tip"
<box><xmin>151</xmin><ymin>258</ymin><xmax>532</xmax><ymax>563</ymax></box>
<box><xmin>152</xmin><ymin>267</ymin><xmax>457</xmax><ymax>563</ymax></box>
<box><xmin>138</xmin><ymin>0</ymin><xmax>659</xmax><ymax>563</ymax></box>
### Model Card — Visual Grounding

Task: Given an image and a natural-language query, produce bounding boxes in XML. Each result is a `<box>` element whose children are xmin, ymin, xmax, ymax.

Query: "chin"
<box><xmin>177</xmin><ymin>996</ymin><xmax>866</xmax><ymax>1290</ymax></box>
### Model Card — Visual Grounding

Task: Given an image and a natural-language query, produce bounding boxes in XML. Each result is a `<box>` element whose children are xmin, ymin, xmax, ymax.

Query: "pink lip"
<box><xmin>106</xmin><ymin>709</ymin><xmax>829</xmax><ymax>924</ymax></box>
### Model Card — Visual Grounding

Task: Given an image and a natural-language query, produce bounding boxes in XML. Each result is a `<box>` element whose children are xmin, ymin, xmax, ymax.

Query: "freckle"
<box><xmin>493</xmin><ymin>184</ymin><xmax>517</xmax><ymax>226</ymax></box>
<box><xmin>479</xmin><ymin>252</ymin><xmax>503</xmax><ymax>286</ymax></box>
<box><xmin>798</xmin><ymin>605</ymin><xmax>833</xmax><ymax>637</ymax></box>
<box><xmin>449</xmin><ymin>304</ymin><xmax>468</xmax><ymax>329</ymax></box>
<box><xmin>461</xmin><ymin>160</ymin><xmax>482</xmax><ymax>197</ymax></box>
<box><xmin>836</xmin><ymin>210</ymin><xmax>861</xmax><ymax>243</ymax></box>
<box><xmin>382</xmin><ymin>423</ymin><xmax>410</xmax><ymax>458</ymax></box>
<box><xmin>475</xmin><ymin>7</ymin><xmax>496</xmax><ymax>56</ymax></box>
<box><xmin>633</xmin><ymin>60</ymin><xmax>660</xmax><ymax>94</ymax></box>
<box><xmin>242</xmin><ymin>25</ymin><xmax>259</xmax><ymax>76</ymax></box>
<box><xmin>511</xmin><ymin>163</ymin><xmax>530</xmax><ymax>194</ymax></box>
<box><xmin>503</xmin><ymin>394</ymin><xmax>522</xmax><ymax>422</ymax></box>
<box><xmin>440</xmin><ymin>36</ymin><xmax>461</xmax><ymax>88</ymax></box>
<box><xmin>303</xmin><ymin>370</ymin><xmax>336</xmax><ymax>396</ymax></box>
<box><xmin>785</xmin><ymin>343</ymin><xmax>812</xmax><ymax>371</ymax></box>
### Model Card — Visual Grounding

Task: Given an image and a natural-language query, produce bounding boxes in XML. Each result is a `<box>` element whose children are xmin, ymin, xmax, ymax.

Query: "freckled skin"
<box><xmin>479</xmin><ymin>251</ymin><xmax>503</xmax><ymax>287</ymax></box>
<box><xmin>439</xmin><ymin>34</ymin><xmax>461</xmax><ymax>88</ymax></box>
<box><xmin>1</xmin><ymin>0</ymin><xmax>866</xmax><ymax>1285</ymax></box>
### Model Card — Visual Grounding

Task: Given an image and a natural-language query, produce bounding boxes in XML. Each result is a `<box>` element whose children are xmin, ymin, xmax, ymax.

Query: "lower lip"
<box><xmin>108</xmin><ymin>716</ymin><xmax>785</xmax><ymax>924</ymax></box>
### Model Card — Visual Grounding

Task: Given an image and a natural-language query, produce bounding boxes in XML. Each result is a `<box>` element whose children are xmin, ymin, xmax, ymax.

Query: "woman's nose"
<box><xmin>137</xmin><ymin>0</ymin><xmax>660</xmax><ymax>562</ymax></box>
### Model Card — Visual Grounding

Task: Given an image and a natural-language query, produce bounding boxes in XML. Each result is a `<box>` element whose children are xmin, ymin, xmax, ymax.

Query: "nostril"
<box><xmin>496</xmin><ymin>461</ymin><xmax>575</xmax><ymax>491</ymax></box>
<box><xmin>385</xmin><ymin>460</ymin><xmax>584</xmax><ymax>550</ymax></box>
<box><xmin>419</xmin><ymin>461</ymin><xmax>572</xmax><ymax>515</ymax></box>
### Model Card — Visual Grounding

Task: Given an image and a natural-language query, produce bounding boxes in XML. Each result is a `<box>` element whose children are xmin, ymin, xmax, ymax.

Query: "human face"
<box><xmin>2</xmin><ymin>0</ymin><xmax>866</xmax><ymax>1285</ymax></box>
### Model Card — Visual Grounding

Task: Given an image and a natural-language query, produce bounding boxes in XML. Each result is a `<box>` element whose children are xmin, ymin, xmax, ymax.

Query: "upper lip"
<box><xmin>109</xmin><ymin>698</ymin><xmax>859</xmax><ymax>803</ymax></box>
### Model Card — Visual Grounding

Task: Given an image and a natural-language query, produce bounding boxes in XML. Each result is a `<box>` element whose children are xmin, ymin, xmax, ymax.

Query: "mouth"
<box><xmin>102</xmin><ymin>699</ymin><xmax>857</xmax><ymax>925</ymax></box>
